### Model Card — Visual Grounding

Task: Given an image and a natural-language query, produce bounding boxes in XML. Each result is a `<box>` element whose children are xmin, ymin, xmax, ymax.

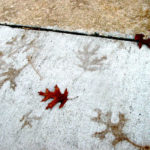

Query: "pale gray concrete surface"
<box><xmin>0</xmin><ymin>26</ymin><xmax>150</xmax><ymax>150</ymax></box>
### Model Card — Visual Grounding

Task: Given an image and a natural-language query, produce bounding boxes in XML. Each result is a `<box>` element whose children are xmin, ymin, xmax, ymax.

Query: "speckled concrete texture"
<box><xmin>0</xmin><ymin>26</ymin><xmax>150</xmax><ymax>150</ymax></box>
<box><xmin>0</xmin><ymin>0</ymin><xmax>149</xmax><ymax>37</ymax></box>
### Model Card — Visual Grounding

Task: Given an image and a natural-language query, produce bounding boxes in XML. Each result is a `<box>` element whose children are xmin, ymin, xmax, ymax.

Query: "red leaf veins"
<box><xmin>38</xmin><ymin>85</ymin><xmax>68</xmax><ymax>109</ymax></box>
<box><xmin>135</xmin><ymin>34</ymin><xmax>150</xmax><ymax>49</ymax></box>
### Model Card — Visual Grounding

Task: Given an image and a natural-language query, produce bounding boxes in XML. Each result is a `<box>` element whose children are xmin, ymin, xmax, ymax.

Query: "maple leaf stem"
<box><xmin>68</xmin><ymin>96</ymin><xmax>79</xmax><ymax>100</ymax></box>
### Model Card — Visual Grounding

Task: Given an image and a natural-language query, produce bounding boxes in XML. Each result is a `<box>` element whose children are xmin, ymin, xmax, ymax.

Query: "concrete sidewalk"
<box><xmin>0</xmin><ymin>26</ymin><xmax>150</xmax><ymax>150</ymax></box>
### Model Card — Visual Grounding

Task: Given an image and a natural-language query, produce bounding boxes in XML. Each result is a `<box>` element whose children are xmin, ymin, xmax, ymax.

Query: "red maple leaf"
<box><xmin>38</xmin><ymin>85</ymin><xmax>69</xmax><ymax>109</ymax></box>
<box><xmin>135</xmin><ymin>34</ymin><xmax>150</xmax><ymax>49</ymax></box>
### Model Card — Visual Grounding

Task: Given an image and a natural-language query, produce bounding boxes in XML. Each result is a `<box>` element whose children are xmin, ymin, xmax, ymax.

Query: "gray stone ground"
<box><xmin>0</xmin><ymin>26</ymin><xmax>150</xmax><ymax>150</ymax></box>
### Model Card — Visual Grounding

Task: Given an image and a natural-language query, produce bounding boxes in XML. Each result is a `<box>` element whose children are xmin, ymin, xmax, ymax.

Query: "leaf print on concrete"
<box><xmin>91</xmin><ymin>109</ymin><xmax>150</xmax><ymax>150</ymax></box>
<box><xmin>76</xmin><ymin>43</ymin><xmax>107</xmax><ymax>72</ymax></box>
<box><xmin>0</xmin><ymin>65</ymin><xmax>27</xmax><ymax>90</ymax></box>
<box><xmin>20</xmin><ymin>110</ymin><xmax>41</xmax><ymax>129</ymax></box>
<box><xmin>0</xmin><ymin>51</ymin><xmax>6</xmax><ymax>70</ymax></box>
<box><xmin>6</xmin><ymin>32</ymin><xmax>40</xmax><ymax>57</ymax></box>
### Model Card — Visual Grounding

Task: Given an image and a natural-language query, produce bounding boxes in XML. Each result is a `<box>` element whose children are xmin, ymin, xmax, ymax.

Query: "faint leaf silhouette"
<box><xmin>0</xmin><ymin>64</ymin><xmax>27</xmax><ymax>90</ymax></box>
<box><xmin>0</xmin><ymin>51</ymin><xmax>6</xmax><ymax>70</ymax></box>
<box><xmin>76</xmin><ymin>43</ymin><xmax>107</xmax><ymax>71</ymax></box>
<box><xmin>6</xmin><ymin>32</ymin><xmax>40</xmax><ymax>57</ymax></box>
<box><xmin>20</xmin><ymin>110</ymin><xmax>41</xmax><ymax>129</ymax></box>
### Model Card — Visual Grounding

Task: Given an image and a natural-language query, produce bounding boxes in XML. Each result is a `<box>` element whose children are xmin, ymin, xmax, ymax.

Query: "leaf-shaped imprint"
<box><xmin>20</xmin><ymin>110</ymin><xmax>41</xmax><ymax>129</ymax></box>
<box><xmin>0</xmin><ymin>65</ymin><xmax>27</xmax><ymax>90</ymax></box>
<box><xmin>91</xmin><ymin>109</ymin><xmax>150</xmax><ymax>150</ymax></box>
<box><xmin>6</xmin><ymin>32</ymin><xmax>40</xmax><ymax>57</ymax></box>
<box><xmin>76</xmin><ymin>43</ymin><xmax>107</xmax><ymax>72</ymax></box>
<box><xmin>0</xmin><ymin>51</ymin><xmax>6</xmax><ymax>70</ymax></box>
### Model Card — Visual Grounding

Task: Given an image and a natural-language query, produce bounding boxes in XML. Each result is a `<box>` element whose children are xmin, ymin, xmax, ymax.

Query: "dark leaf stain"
<box><xmin>91</xmin><ymin>108</ymin><xmax>150</xmax><ymax>150</ymax></box>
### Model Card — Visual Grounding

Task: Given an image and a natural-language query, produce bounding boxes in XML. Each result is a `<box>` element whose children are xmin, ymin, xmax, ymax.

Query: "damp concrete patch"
<box><xmin>0</xmin><ymin>26</ymin><xmax>150</xmax><ymax>150</ymax></box>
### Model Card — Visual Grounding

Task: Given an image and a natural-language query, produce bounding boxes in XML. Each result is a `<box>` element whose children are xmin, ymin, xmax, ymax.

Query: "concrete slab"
<box><xmin>0</xmin><ymin>26</ymin><xmax>150</xmax><ymax>150</ymax></box>
<box><xmin>0</xmin><ymin>0</ymin><xmax>149</xmax><ymax>37</ymax></box>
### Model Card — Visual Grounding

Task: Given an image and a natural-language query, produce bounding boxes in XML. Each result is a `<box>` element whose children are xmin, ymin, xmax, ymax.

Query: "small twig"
<box><xmin>27</xmin><ymin>56</ymin><xmax>43</xmax><ymax>80</ymax></box>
